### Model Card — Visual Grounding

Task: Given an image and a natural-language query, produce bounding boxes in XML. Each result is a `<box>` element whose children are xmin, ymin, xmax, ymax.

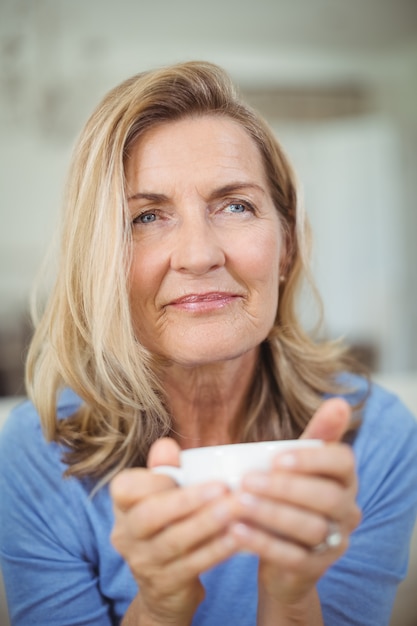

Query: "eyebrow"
<box><xmin>127</xmin><ymin>181</ymin><xmax>266</xmax><ymax>203</ymax></box>
<box><xmin>127</xmin><ymin>191</ymin><xmax>168</xmax><ymax>203</ymax></box>
<box><xmin>208</xmin><ymin>182</ymin><xmax>266</xmax><ymax>200</ymax></box>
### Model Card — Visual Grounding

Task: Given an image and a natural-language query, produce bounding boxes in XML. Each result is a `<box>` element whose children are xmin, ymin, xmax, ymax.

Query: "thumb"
<box><xmin>147</xmin><ymin>437</ymin><xmax>181</xmax><ymax>469</ymax></box>
<box><xmin>301</xmin><ymin>397</ymin><xmax>352</xmax><ymax>443</ymax></box>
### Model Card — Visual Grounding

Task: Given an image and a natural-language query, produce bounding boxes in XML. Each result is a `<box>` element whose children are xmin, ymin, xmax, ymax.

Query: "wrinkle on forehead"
<box><xmin>125</xmin><ymin>116</ymin><xmax>269</xmax><ymax>201</ymax></box>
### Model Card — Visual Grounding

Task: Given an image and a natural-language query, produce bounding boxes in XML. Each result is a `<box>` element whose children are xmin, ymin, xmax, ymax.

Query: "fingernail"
<box><xmin>238</xmin><ymin>492</ymin><xmax>259</xmax><ymax>508</ymax></box>
<box><xmin>222</xmin><ymin>533</ymin><xmax>237</xmax><ymax>550</ymax></box>
<box><xmin>231</xmin><ymin>522</ymin><xmax>252</xmax><ymax>538</ymax></box>
<box><xmin>274</xmin><ymin>453</ymin><xmax>297</xmax><ymax>468</ymax></box>
<box><xmin>202</xmin><ymin>483</ymin><xmax>226</xmax><ymax>501</ymax></box>
<box><xmin>212</xmin><ymin>502</ymin><xmax>232</xmax><ymax>522</ymax></box>
<box><xmin>243</xmin><ymin>473</ymin><xmax>269</xmax><ymax>491</ymax></box>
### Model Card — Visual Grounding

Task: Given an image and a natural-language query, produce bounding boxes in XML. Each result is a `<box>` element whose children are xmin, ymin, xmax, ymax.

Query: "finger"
<box><xmin>301</xmin><ymin>398</ymin><xmax>352</xmax><ymax>442</ymax></box>
<box><xmin>241</xmin><ymin>470</ymin><xmax>358</xmax><ymax>524</ymax></box>
<box><xmin>169</xmin><ymin>531</ymin><xmax>238</xmax><ymax>581</ymax></box>
<box><xmin>237</xmin><ymin>493</ymin><xmax>330</xmax><ymax>549</ymax></box>
<box><xmin>145</xmin><ymin>530</ymin><xmax>239</xmax><ymax>592</ymax></box>
<box><xmin>115</xmin><ymin>491</ymin><xmax>240</xmax><ymax>577</ymax></box>
<box><xmin>123</xmin><ymin>481</ymin><xmax>229</xmax><ymax>540</ymax></box>
<box><xmin>241</xmin><ymin>476</ymin><xmax>352</xmax><ymax>523</ymax></box>
<box><xmin>110</xmin><ymin>468</ymin><xmax>177</xmax><ymax>512</ymax></box>
<box><xmin>110</xmin><ymin>482</ymin><xmax>231</xmax><ymax>569</ymax></box>
<box><xmin>148</xmin><ymin>437</ymin><xmax>182</xmax><ymax>468</ymax></box>
<box><xmin>230</xmin><ymin>520</ymin><xmax>348</xmax><ymax>567</ymax></box>
<box><xmin>111</xmin><ymin>438</ymin><xmax>183</xmax><ymax>512</ymax></box>
<box><xmin>271</xmin><ymin>442</ymin><xmax>357</xmax><ymax>486</ymax></box>
<box><xmin>146</xmin><ymin>492</ymin><xmax>240</xmax><ymax>562</ymax></box>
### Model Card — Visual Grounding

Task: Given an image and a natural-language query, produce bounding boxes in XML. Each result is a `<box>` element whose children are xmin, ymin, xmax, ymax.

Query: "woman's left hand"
<box><xmin>232</xmin><ymin>398</ymin><xmax>362</xmax><ymax>617</ymax></box>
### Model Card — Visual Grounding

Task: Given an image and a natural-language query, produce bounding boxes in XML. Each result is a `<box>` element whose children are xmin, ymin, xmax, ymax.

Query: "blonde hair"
<box><xmin>26</xmin><ymin>61</ymin><xmax>363</xmax><ymax>484</ymax></box>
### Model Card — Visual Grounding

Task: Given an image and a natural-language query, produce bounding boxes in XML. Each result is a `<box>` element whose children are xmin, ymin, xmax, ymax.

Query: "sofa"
<box><xmin>0</xmin><ymin>373</ymin><xmax>416</xmax><ymax>625</ymax></box>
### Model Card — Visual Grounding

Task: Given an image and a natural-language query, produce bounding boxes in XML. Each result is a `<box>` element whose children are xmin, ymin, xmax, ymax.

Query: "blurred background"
<box><xmin>0</xmin><ymin>0</ymin><xmax>416</xmax><ymax>396</ymax></box>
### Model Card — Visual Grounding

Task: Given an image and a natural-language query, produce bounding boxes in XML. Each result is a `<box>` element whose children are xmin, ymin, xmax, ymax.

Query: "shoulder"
<box><xmin>338</xmin><ymin>374</ymin><xmax>417</xmax><ymax>513</ymax></box>
<box><xmin>0</xmin><ymin>394</ymin><xmax>132</xmax><ymax>624</ymax></box>
<box><xmin>0</xmin><ymin>390</ymin><xmax>114</xmax><ymax>558</ymax></box>
<box><xmin>0</xmin><ymin>390</ymin><xmax>88</xmax><ymax>522</ymax></box>
<box><xmin>0</xmin><ymin>389</ymin><xmax>82</xmax><ymax>471</ymax></box>
<box><xmin>335</xmin><ymin>372</ymin><xmax>417</xmax><ymax>439</ymax></box>
<box><xmin>317</xmin><ymin>374</ymin><xmax>417</xmax><ymax>621</ymax></box>
<box><xmin>340</xmin><ymin>373</ymin><xmax>417</xmax><ymax>453</ymax></box>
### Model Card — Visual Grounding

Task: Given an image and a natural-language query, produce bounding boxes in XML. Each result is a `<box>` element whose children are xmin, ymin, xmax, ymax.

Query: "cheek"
<box><xmin>242</xmin><ymin>229</ymin><xmax>282</xmax><ymax>326</ymax></box>
<box><xmin>128</xmin><ymin>256</ymin><xmax>165</xmax><ymax>349</ymax></box>
<box><xmin>239</xmin><ymin>228</ymin><xmax>281</xmax><ymax>288</ymax></box>
<box><xmin>128</xmin><ymin>245</ymin><xmax>162</xmax><ymax>315</ymax></box>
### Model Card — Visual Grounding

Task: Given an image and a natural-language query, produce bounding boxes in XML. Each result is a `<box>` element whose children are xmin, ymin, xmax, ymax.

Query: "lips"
<box><xmin>170</xmin><ymin>292</ymin><xmax>239</xmax><ymax>305</ymax></box>
<box><xmin>165</xmin><ymin>291</ymin><xmax>243</xmax><ymax>312</ymax></box>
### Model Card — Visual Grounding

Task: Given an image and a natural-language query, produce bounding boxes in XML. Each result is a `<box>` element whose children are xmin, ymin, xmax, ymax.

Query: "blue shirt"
<box><xmin>1</xmin><ymin>377</ymin><xmax>417</xmax><ymax>625</ymax></box>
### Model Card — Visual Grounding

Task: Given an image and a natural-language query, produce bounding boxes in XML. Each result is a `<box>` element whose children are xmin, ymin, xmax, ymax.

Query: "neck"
<box><xmin>160</xmin><ymin>348</ymin><xmax>259</xmax><ymax>449</ymax></box>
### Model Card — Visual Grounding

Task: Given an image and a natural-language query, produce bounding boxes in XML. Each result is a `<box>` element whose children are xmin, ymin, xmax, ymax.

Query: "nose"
<box><xmin>170</xmin><ymin>214</ymin><xmax>226</xmax><ymax>275</ymax></box>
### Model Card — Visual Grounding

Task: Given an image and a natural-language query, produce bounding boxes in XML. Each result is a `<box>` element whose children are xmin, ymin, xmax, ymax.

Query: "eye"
<box><xmin>225</xmin><ymin>202</ymin><xmax>249</xmax><ymax>214</ymax></box>
<box><xmin>133</xmin><ymin>211</ymin><xmax>157</xmax><ymax>224</ymax></box>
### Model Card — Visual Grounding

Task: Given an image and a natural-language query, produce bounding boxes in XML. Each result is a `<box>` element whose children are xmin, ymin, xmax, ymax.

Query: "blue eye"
<box><xmin>135</xmin><ymin>212</ymin><xmax>156</xmax><ymax>224</ymax></box>
<box><xmin>227</xmin><ymin>203</ymin><xmax>246</xmax><ymax>213</ymax></box>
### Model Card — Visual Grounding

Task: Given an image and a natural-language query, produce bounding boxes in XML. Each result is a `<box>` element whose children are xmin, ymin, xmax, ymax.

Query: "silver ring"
<box><xmin>312</xmin><ymin>521</ymin><xmax>342</xmax><ymax>554</ymax></box>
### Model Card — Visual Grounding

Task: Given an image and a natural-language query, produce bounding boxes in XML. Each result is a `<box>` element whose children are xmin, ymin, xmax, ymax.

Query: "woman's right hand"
<box><xmin>110</xmin><ymin>438</ymin><xmax>238</xmax><ymax>625</ymax></box>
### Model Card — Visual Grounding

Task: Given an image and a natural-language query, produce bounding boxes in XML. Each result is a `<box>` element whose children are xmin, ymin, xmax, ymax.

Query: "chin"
<box><xmin>141</xmin><ymin>319</ymin><xmax>272</xmax><ymax>368</ymax></box>
<box><xmin>161</xmin><ymin>336</ymin><xmax>263</xmax><ymax>368</ymax></box>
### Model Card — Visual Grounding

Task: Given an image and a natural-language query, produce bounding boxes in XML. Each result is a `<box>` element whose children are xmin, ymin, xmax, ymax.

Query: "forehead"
<box><xmin>124</xmin><ymin>115</ymin><xmax>268</xmax><ymax>190</ymax></box>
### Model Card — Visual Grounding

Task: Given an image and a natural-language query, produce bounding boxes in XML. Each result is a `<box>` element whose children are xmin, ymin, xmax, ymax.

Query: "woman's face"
<box><xmin>125</xmin><ymin>115</ymin><xmax>284</xmax><ymax>367</ymax></box>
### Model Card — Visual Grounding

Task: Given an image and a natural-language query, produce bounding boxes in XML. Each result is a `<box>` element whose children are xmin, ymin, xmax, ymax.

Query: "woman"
<box><xmin>0</xmin><ymin>61</ymin><xmax>416</xmax><ymax>626</ymax></box>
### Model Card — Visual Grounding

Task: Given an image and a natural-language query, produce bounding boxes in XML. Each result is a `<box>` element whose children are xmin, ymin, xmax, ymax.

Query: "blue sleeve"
<box><xmin>318</xmin><ymin>383</ymin><xmax>417</xmax><ymax>625</ymax></box>
<box><xmin>0</xmin><ymin>399</ymin><xmax>119</xmax><ymax>626</ymax></box>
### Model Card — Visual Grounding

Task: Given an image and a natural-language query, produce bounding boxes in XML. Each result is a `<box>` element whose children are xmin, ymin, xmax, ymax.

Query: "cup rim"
<box><xmin>181</xmin><ymin>438</ymin><xmax>322</xmax><ymax>457</ymax></box>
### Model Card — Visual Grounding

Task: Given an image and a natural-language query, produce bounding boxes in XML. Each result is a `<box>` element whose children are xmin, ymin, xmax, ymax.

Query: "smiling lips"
<box><xmin>168</xmin><ymin>292</ymin><xmax>241</xmax><ymax>312</ymax></box>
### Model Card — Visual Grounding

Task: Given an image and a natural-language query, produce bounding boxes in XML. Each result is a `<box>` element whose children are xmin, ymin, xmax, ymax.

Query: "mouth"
<box><xmin>167</xmin><ymin>291</ymin><xmax>242</xmax><ymax>312</ymax></box>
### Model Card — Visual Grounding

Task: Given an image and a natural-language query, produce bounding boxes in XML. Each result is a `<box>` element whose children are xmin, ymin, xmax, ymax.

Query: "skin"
<box><xmin>125</xmin><ymin>115</ymin><xmax>283</xmax><ymax>445</ymax></box>
<box><xmin>111</xmin><ymin>116</ymin><xmax>361</xmax><ymax>625</ymax></box>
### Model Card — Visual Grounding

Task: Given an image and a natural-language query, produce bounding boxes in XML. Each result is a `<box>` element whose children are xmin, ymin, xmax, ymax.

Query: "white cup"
<box><xmin>152</xmin><ymin>439</ymin><xmax>322</xmax><ymax>490</ymax></box>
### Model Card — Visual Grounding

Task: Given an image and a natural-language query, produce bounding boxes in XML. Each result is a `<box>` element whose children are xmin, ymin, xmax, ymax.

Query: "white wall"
<box><xmin>276</xmin><ymin>115</ymin><xmax>408</xmax><ymax>371</ymax></box>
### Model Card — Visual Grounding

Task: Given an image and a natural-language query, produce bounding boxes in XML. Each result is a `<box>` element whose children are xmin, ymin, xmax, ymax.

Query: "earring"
<box><xmin>279</xmin><ymin>275</ymin><xmax>286</xmax><ymax>283</ymax></box>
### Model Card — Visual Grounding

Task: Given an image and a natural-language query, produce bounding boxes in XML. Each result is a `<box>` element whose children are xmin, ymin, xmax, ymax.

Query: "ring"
<box><xmin>312</xmin><ymin>521</ymin><xmax>342</xmax><ymax>554</ymax></box>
